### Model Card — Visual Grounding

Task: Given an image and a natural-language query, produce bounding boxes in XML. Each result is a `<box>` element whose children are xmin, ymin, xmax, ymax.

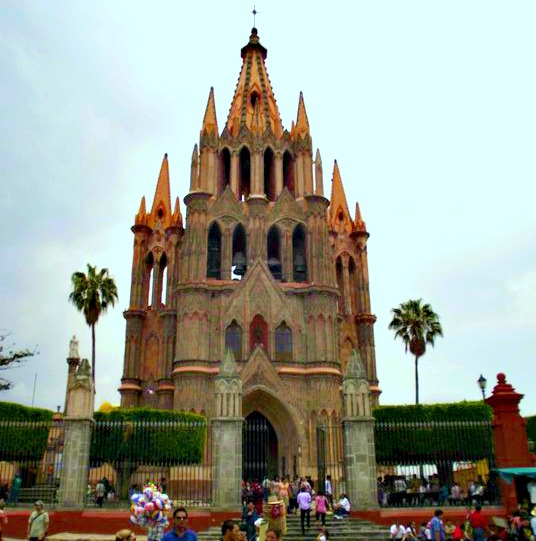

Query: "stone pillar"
<box><xmin>486</xmin><ymin>373</ymin><xmax>536</xmax><ymax>511</ymax></box>
<box><xmin>212</xmin><ymin>348</ymin><xmax>243</xmax><ymax>508</ymax></box>
<box><xmin>64</xmin><ymin>336</ymin><xmax>80</xmax><ymax>413</ymax></box>
<box><xmin>59</xmin><ymin>358</ymin><xmax>94</xmax><ymax>507</ymax></box>
<box><xmin>341</xmin><ymin>349</ymin><xmax>378</xmax><ymax>509</ymax></box>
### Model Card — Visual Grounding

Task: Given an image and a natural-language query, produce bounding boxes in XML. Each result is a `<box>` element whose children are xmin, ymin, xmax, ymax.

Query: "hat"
<box><xmin>34</xmin><ymin>500</ymin><xmax>44</xmax><ymax>507</ymax></box>
<box><xmin>267</xmin><ymin>495</ymin><xmax>284</xmax><ymax>505</ymax></box>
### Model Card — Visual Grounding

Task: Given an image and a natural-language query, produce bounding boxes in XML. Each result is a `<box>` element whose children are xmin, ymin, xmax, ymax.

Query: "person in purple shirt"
<box><xmin>162</xmin><ymin>507</ymin><xmax>197</xmax><ymax>541</ymax></box>
<box><xmin>296</xmin><ymin>484</ymin><xmax>312</xmax><ymax>535</ymax></box>
<box><xmin>430</xmin><ymin>509</ymin><xmax>445</xmax><ymax>541</ymax></box>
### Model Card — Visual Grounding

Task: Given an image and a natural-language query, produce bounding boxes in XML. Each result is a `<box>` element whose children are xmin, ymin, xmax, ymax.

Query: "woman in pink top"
<box><xmin>315</xmin><ymin>491</ymin><xmax>328</xmax><ymax>526</ymax></box>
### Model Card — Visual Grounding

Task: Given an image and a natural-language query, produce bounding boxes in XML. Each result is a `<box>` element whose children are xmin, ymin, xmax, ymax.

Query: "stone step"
<box><xmin>196</xmin><ymin>516</ymin><xmax>388</xmax><ymax>540</ymax></box>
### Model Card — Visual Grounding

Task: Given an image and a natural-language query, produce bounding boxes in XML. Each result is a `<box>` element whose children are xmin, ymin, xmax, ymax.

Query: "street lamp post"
<box><xmin>477</xmin><ymin>374</ymin><xmax>487</xmax><ymax>401</ymax></box>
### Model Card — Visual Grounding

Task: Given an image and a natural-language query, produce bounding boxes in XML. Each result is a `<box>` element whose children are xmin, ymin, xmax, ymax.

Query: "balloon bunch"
<box><xmin>130</xmin><ymin>483</ymin><xmax>172</xmax><ymax>528</ymax></box>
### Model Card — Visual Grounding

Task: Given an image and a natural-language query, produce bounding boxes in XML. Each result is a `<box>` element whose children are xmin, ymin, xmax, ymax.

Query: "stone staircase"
<box><xmin>197</xmin><ymin>513</ymin><xmax>388</xmax><ymax>541</ymax></box>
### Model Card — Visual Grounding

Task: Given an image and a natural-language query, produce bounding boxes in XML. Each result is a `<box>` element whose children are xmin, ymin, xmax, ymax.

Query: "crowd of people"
<box><xmin>389</xmin><ymin>505</ymin><xmax>536</xmax><ymax>540</ymax></box>
<box><xmin>379</xmin><ymin>475</ymin><xmax>498</xmax><ymax>507</ymax></box>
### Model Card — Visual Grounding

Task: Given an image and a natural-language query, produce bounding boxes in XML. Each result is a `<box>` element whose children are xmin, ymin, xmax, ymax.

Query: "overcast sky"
<box><xmin>1</xmin><ymin>1</ymin><xmax>535</xmax><ymax>416</ymax></box>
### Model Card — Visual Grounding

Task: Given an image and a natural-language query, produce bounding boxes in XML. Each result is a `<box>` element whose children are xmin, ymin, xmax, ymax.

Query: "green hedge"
<box><xmin>91</xmin><ymin>408</ymin><xmax>207</xmax><ymax>466</ymax></box>
<box><xmin>374</xmin><ymin>402</ymin><xmax>493</xmax><ymax>466</ymax></box>
<box><xmin>373</xmin><ymin>401</ymin><xmax>492</xmax><ymax>422</ymax></box>
<box><xmin>0</xmin><ymin>401</ymin><xmax>53</xmax><ymax>421</ymax></box>
<box><xmin>0</xmin><ymin>401</ymin><xmax>54</xmax><ymax>461</ymax></box>
<box><xmin>527</xmin><ymin>415</ymin><xmax>536</xmax><ymax>444</ymax></box>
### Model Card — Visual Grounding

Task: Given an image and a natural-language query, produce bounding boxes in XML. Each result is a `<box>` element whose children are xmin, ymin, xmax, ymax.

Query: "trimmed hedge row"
<box><xmin>373</xmin><ymin>401</ymin><xmax>493</xmax><ymax>422</ymax></box>
<box><xmin>0</xmin><ymin>401</ymin><xmax>53</xmax><ymax>421</ymax></box>
<box><xmin>91</xmin><ymin>408</ymin><xmax>208</xmax><ymax>466</ymax></box>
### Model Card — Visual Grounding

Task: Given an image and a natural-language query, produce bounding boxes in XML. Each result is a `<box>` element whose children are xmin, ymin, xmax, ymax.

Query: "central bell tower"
<box><xmin>119</xmin><ymin>28</ymin><xmax>379</xmax><ymax>478</ymax></box>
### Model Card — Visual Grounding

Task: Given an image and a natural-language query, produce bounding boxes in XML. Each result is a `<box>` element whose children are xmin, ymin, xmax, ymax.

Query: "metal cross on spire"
<box><xmin>252</xmin><ymin>5</ymin><xmax>259</xmax><ymax>27</ymax></box>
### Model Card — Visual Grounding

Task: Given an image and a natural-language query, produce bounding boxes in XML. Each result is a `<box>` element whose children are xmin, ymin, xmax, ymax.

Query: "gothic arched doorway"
<box><xmin>243</xmin><ymin>411</ymin><xmax>278</xmax><ymax>481</ymax></box>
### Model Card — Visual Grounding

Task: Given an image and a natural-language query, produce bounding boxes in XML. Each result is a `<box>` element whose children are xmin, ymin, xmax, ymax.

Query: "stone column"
<box><xmin>486</xmin><ymin>373</ymin><xmax>536</xmax><ymax>511</ymax></box>
<box><xmin>59</xmin><ymin>358</ymin><xmax>95</xmax><ymax>507</ymax></box>
<box><xmin>212</xmin><ymin>348</ymin><xmax>243</xmax><ymax>508</ymax></box>
<box><xmin>341</xmin><ymin>350</ymin><xmax>378</xmax><ymax>509</ymax></box>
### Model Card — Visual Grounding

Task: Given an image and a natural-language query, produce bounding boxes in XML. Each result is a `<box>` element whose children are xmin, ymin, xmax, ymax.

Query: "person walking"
<box><xmin>162</xmin><ymin>507</ymin><xmax>197</xmax><ymax>541</ymax></box>
<box><xmin>27</xmin><ymin>501</ymin><xmax>49</xmax><ymax>541</ymax></box>
<box><xmin>468</xmin><ymin>504</ymin><xmax>488</xmax><ymax>541</ymax></box>
<box><xmin>297</xmin><ymin>484</ymin><xmax>312</xmax><ymax>535</ymax></box>
<box><xmin>430</xmin><ymin>510</ymin><xmax>445</xmax><ymax>541</ymax></box>
<box><xmin>314</xmin><ymin>491</ymin><xmax>328</xmax><ymax>526</ymax></box>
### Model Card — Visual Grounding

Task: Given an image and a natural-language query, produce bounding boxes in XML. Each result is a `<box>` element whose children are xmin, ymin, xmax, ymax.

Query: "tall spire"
<box><xmin>135</xmin><ymin>196</ymin><xmax>148</xmax><ymax>226</ymax></box>
<box><xmin>354</xmin><ymin>201</ymin><xmax>367</xmax><ymax>232</ymax></box>
<box><xmin>225</xmin><ymin>28</ymin><xmax>283</xmax><ymax>138</ymax></box>
<box><xmin>292</xmin><ymin>92</ymin><xmax>310</xmax><ymax>138</ymax></box>
<box><xmin>149</xmin><ymin>154</ymin><xmax>172</xmax><ymax>228</ymax></box>
<box><xmin>314</xmin><ymin>149</ymin><xmax>324</xmax><ymax>196</ymax></box>
<box><xmin>201</xmin><ymin>87</ymin><xmax>219</xmax><ymax>137</ymax></box>
<box><xmin>328</xmin><ymin>160</ymin><xmax>352</xmax><ymax>233</ymax></box>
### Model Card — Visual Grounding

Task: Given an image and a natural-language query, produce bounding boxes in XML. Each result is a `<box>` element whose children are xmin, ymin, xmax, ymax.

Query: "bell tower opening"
<box><xmin>239</xmin><ymin>147</ymin><xmax>251</xmax><ymax>201</ymax></box>
<box><xmin>243</xmin><ymin>411</ymin><xmax>278</xmax><ymax>481</ymax></box>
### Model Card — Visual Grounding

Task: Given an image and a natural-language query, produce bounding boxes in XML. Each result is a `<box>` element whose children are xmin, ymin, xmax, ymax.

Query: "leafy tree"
<box><xmin>69</xmin><ymin>264</ymin><xmax>118</xmax><ymax>383</ymax></box>
<box><xmin>0</xmin><ymin>334</ymin><xmax>36</xmax><ymax>391</ymax></box>
<box><xmin>388</xmin><ymin>299</ymin><xmax>443</xmax><ymax>404</ymax></box>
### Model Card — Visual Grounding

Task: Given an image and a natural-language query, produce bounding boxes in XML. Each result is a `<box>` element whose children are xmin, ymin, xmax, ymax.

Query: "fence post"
<box><xmin>341</xmin><ymin>350</ymin><xmax>378</xmax><ymax>509</ymax></box>
<box><xmin>212</xmin><ymin>348</ymin><xmax>243</xmax><ymax>508</ymax></box>
<box><xmin>486</xmin><ymin>372</ymin><xmax>536</xmax><ymax>511</ymax></box>
<box><xmin>59</xmin><ymin>358</ymin><xmax>94</xmax><ymax>507</ymax></box>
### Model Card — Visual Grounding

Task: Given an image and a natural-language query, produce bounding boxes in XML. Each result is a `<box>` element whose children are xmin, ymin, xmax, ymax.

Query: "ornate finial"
<box><xmin>345</xmin><ymin>349</ymin><xmax>366</xmax><ymax>379</ymax></box>
<box><xmin>219</xmin><ymin>348</ymin><xmax>238</xmax><ymax>377</ymax></box>
<box><xmin>69</xmin><ymin>335</ymin><xmax>79</xmax><ymax>359</ymax></box>
<box><xmin>77</xmin><ymin>358</ymin><xmax>91</xmax><ymax>379</ymax></box>
<box><xmin>252</xmin><ymin>5</ymin><xmax>259</xmax><ymax>27</ymax></box>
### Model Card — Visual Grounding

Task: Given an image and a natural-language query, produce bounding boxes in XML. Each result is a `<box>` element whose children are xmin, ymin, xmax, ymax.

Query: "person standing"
<box><xmin>324</xmin><ymin>476</ymin><xmax>333</xmax><ymax>510</ymax></box>
<box><xmin>430</xmin><ymin>510</ymin><xmax>445</xmax><ymax>541</ymax></box>
<box><xmin>468</xmin><ymin>504</ymin><xmax>488</xmax><ymax>541</ymax></box>
<box><xmin>162</xmin><ymin>507</ymin><xmax>197</xmax><ymax>541</ymax></box>
<box><xmin>314</xmin><ymin>491</ymin><xmax>328</xmax><ymax>526</ymax></box>
<box><xmin>241</xmin><ymin>502</ymin><xmax>258</xmax><ymax>541</ymax></box>
<box><xmin>9</xmin><ymin>474</ymin><xmax>21</xmax><ymax>506</ymax></box>
<box><xmin>297</xmin><ymin>485</ymin><xmax>312</xmax><ymax>535</ymax></box>
<box><xmin>95</xmin><ymin>479</ymin><xmax>106</xmax><ymax>508</ymax></box>
<box><xmin>27</xmin><ymin>501</ymin><xmax>49</xmax><ymax>541</ymax></box>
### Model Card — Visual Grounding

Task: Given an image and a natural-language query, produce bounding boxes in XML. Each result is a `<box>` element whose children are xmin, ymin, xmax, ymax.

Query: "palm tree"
<box><xmin>69</xmin><ymin>264</ymin><xmax>118</xmax><ymax>383</ymax></box>
<box><xmin>388</xmin><ymin>299</ymin><xmax>443</xmax><ymax>404</ymax></box>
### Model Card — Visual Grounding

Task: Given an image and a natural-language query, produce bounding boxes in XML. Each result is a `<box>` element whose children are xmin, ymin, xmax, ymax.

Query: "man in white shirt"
<box><xmin>390</xmin><ymin>520</ymin><xmax>407</xmax><ymax>540</ymax></box>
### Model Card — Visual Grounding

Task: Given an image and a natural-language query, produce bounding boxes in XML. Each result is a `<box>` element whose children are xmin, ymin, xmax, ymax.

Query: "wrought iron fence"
<box><xmin>316</xmin><ymin>425</ymin><xmax>345</xmax><ymax>498</ymax></box>
<box><xmin>0</xmin><ymin>418</ymin><xmax>64</xmax><ymax>505</ymax></box>
<box><xmin>87</xmin><ymin>419</ymin><xmax>212</xmax><ymax>507</ymax></box>
<box><xmin>375</xmin><ymin>420</ymin><xmax>500</xmax><ymax>507</ymax></box>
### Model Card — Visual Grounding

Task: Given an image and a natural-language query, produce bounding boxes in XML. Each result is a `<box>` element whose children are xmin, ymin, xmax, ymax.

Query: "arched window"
<box><xmin>239</xmin><ymin>147</ymin><xmax>251</xmax><ymax>201</ymax></box>
<box><xmin>159</xmin><ymin>252</ymin><xmax>168</xmax><ymax>305</ymax></box>
<box><xmin>207</xmin><ymin>222</ymin><xmax>222</xmax><ymax>279</ymax></box>
<box><xmin>220</xmin><ymin>147</ymin><xmax>231</xmax><ymax>193</ymax></box>
<box><xmin>145</xmin><ymin>251</ymin><xmax>155</xmax><ymax>307</ymax></box>
<box><xmin>232</xmin><ymin>224</ymin><xmax>247</xmax><ymax>279</ymax></box>
<box><xmin>336</xmin><ymin>256</ymin><xmax>345</xmax><ymax>314</ymax></box>
<box><xmin>225</xmin><ymin>320</ymin><xmax>242</xmax><ymax>361</ymax></box>
<box><xmin>348</xmin><ymin>256</ymin><xmax>357</xmax><ymax>315</ymax></box>
<box><xmin>249</xmin><ymin>314</ymin><xmax>268</xmax><ymax>354</ymax></box>
<box><xmin>275</xmin><ymin>322</ymin><xmax>292</xmax><ymax>362</ymax></box>
<box><xmin>283</xmin><ymin>151</ymin><xmax>294</xmax><ymax>196</ymax></box>
<box><xmin>264</xmin><ymin>147</ymin><xmax>275</xmax><ymax>201</ymax></box>
<box><xmin>267</xmin><ymin>226</ymin><xmax>282</xmax><ymax>280</ymax></box>
<box><xmin>292</xmin><ymin>224</ymin><xmax>307</xmax><ymax>282</ymax></box>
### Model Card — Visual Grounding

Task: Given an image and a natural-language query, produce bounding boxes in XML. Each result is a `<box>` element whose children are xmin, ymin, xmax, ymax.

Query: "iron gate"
<box><xmin>243</xmin><ymin>416</ymin><xmax>270</xmax><ymax>481</ymax></box>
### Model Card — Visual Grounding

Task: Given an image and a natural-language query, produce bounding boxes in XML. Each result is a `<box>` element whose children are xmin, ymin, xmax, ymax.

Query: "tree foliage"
<box><xmin>388</xmin><ymin>299</ymin><xmax>443</xmax><ymax>405</ymax></box>
<box><xmin>0</xmin><ymin>334</ymin><xmax>37</xmax><ymax>391</ymax></box>
<box><xmin>69</xmin><ymin>264</ymin><xmax>118</xmax><ymax>382</ymax></box>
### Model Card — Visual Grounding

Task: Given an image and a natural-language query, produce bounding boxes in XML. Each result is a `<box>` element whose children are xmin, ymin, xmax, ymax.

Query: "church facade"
<box><xmin>119</xmin><ymin>28</ymin><xmax>379</xmax><ymax>480</ymax></box>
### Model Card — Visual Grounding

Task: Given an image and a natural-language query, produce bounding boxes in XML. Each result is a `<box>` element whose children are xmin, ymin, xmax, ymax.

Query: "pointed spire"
<box><xmin>293</xmin><ymin>92</ymin><xmax>310</xmax><ymax>138</ymax></box>
<box><xmin>329</xmin><ymin>160</ymin><xmax>352</xmax><ymax>233</ymax></box>
<box><xmin>172</xmin><ymin>197</ymin><xmax>183</xmax><ymax>228</ymax></box>
<box><xmin>201</xmin><ymin>87</ymin><xmax>219</xmax><ymax>136</ymax></box>
<box><xmin>149</xmin><ymin>154</ymin><xmax>172</xmax><ymax>228</ymax></box>
<box><xmin>225</xmin><ymin>29</ymin><xmax>283</xmax><ymax>138</ymax></box>
<box><xmin>190</xmin><ymin>144</ymin><xmax>199</xmax><ymax>191</ymax></box>
<box><xmin>354</xmin><ymin>201</ymin><xmax>366</xmax><ymax>232</ymax></box>
<box><xmin>135</xmin><ymin>196</ymin><xmax>147</xmax><ymax>226</ymax></box>
<box><xmin>314</xmin><ymin>149</ymin><xmax>324</xmax><ymax>196</ymax></box>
